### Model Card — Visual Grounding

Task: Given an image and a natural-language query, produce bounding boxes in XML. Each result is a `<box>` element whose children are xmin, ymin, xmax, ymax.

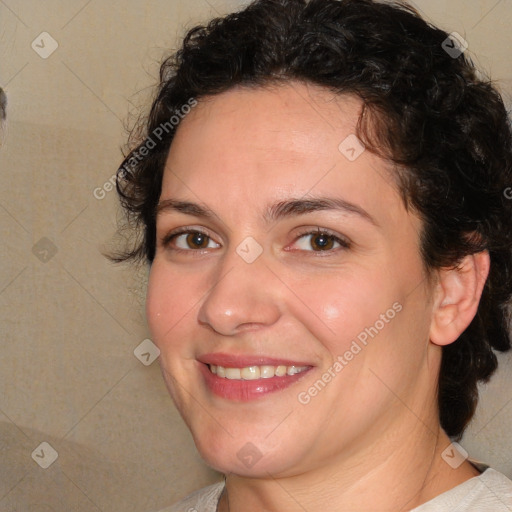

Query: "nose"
<box><xmin>197</xmin><ymin>247</ymin><xmax>282</xmax><ymax>336</ymax></box>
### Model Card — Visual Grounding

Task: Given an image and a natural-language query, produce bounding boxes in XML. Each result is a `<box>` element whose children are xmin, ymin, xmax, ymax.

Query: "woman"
<box><xmin>114</xmin><ymin>0</ymin><xmax>512</xmax><ymax>510</ymax></box>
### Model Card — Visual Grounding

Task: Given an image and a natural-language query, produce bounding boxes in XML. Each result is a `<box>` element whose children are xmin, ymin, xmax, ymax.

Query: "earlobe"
<box><xmin>429</xmin><ymin>251</ymin><xmax>490</xmax><ymax>346</ymax></box>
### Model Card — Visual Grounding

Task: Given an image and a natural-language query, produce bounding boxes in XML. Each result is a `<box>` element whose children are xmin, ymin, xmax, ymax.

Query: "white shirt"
<box><xmin>160</xmin><ymin>467</ymin><xmax>512</xmax><ymax>511</ymax></box>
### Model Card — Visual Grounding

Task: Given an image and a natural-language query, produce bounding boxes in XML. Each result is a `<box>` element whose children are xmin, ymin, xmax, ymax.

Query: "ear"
<box><xmin>429</xmin><ymin>251</ymin><xmax>490</xmax><ymax>346</ymax></box>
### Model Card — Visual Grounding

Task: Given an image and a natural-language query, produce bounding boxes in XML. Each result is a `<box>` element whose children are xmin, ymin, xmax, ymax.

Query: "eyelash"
<box><xmin>160</xmin><ymin>227</ymin><xmax>350</xmax><ymax>256</ymax></box>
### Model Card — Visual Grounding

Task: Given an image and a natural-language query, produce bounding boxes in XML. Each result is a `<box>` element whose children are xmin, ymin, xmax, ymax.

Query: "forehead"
<box><xmin>169</xmin><ymin>82</ymin><xmax>364</xmax><ymax>168</ymax></box>
<box><xmin>161</xmin><ymin>82</ymin><xmax>414</xmax><ymax>235</ymax></box>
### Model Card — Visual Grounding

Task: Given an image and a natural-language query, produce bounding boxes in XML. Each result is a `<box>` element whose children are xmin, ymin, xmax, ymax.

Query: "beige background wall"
<box><xmin>0</xmin><ymin>0</ymin><xmax>511</xmax><ymax>510</ymax></box>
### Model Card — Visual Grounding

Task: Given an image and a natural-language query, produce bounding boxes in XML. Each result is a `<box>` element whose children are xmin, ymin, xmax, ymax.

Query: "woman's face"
<box><xmin>147</xmin><ymin>83</ymin><xmax>438</xmax><ymax>477</ymax></box>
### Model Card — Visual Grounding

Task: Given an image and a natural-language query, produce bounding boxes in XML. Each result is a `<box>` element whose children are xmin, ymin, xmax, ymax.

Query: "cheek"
<box><xmin>145</xmin><ymin>264</ymin><xmax>165</xmax><ymax>341</ymax></box>
<box><xmin>283</xmin><ymin>267</ymin><xmax>393</xmax><ymax>356</ymax></box>
<box><xmin>145</xmin><ymin>262</ymin><xmax>197</xmax><ymax>349</ymax></box>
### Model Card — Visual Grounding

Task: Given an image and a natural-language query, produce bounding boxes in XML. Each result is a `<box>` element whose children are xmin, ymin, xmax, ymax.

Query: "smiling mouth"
<box><xmin>199</xmin><ymin>359</ymin><xmax>313</xmax><ymax>401</ymax></box>
<box><xmin>209</xmin><ymin>364</ymin><xmax>310</xmax><ymax>380</ymax></box>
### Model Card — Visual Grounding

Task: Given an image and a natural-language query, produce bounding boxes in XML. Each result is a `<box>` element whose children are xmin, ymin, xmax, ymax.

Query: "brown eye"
<box><xmin>293</xmin><ymin>229</ymin><xmax>350</xmax><ymax>253</ymax></box>
<box><xmin>162</xmin><ymin>229</ymin><xmax>220</xmax><ymax>252</ymax></box>
<box><xmin>184</xmin><ymin>232</ymin><xmax>210</xmax><ymax>249</ymax></box>
<box><xmin>310</xmin><ymin>232</ymin><xmax>336</xmax><ymax>251</ymax></box>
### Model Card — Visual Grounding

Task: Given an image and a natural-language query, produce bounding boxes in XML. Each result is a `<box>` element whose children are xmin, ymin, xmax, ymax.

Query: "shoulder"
<box><xmin>155</xmin><ymin>482</ymin><xmax>225</xmax><ymax>512</ymax></box>
<box><xmin>412</xmin><ymin>467</ymin><xmax>512</xmax><ymax>511</ymax></box>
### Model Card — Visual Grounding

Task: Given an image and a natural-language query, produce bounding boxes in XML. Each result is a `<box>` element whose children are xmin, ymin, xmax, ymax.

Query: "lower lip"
<box><xmin>199</xmin><ymin>363</ymin><xmax>312</xmax><ymax>401</ymax></box>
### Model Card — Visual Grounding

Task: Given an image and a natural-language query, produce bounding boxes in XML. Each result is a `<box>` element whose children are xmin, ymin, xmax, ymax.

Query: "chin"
<box><xmin>191</xmin><ymin>426</ymin><xmax>306</xmax><ymax>478</ymax></box>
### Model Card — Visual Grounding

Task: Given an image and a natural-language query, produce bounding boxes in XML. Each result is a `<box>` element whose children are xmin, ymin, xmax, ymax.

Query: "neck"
<box><xmin>218</xmin><ymin>420</ymin><xmax>479</xmax><ymax>512</ymax></box>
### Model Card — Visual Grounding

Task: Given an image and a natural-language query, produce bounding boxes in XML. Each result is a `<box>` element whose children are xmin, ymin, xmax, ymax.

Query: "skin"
<box><xmin>146</xmin><ymin>82</ymin><xmax>489</xmax><ymax>511</ymax></box>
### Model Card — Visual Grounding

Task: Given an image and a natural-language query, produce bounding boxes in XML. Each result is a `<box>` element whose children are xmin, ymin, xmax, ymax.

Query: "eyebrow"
<box><xmin>156</xmin><ymin>196</ymin><xmax>378</xmax><ymax>226</ymax></box>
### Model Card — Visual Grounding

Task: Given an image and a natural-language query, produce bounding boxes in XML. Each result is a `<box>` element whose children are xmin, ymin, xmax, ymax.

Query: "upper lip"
<box><xmin>197</xmin><ymin>353</ymin><xmax>313</xmax><ymax>368</ymax></box>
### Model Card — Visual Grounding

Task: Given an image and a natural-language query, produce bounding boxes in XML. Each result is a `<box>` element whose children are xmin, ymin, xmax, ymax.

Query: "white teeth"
<box><xmin>225</xmin><ymin>368</ymin><xmax>241</xmax><ymax>379</ymax></box>
<box><xmin>260</xmin><ymin>365</ymin><xmax>275</xmax><ymax>379</ymax></box>
<box><xmin>240</xmin><ymin>366</ymin><xmax>260</xmax><ymax>380</ymax></box>
<box><xmin>275</xmin><ymin>365</ymin><xmax>287</xmax><ymax>377</ymax></box>
<box><xmin>286</xmin><ymin>365</ymin><xmax>303</xmax><ymax>375</ymax></box>
<box><xmin>209</xmin><ymin>364</ymin><xmax>308</xmax><ymax>380</ymax></box>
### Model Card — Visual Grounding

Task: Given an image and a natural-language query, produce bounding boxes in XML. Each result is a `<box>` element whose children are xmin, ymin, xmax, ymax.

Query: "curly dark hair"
<box><xmin>114</xmin><ymin>0</ymin><xmax>512</xmax><ymax>439</ymax></box>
